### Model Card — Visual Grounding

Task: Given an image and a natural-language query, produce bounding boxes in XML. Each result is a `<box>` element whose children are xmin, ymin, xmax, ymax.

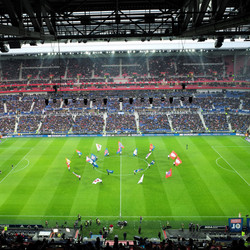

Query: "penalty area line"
<box><xmin>212</xmin><ymin>146</ymin><xmax>250</xmax><ymax>186</ymax></box>
<box><xmin>0</xmin><ymin>150</ymin><xmax>32</xmax><ymax>184</ymax></box>
<box><xmin>0</xmin><ymin>215</ymin><xmax>235</xmax><ymax>218</ymax></box>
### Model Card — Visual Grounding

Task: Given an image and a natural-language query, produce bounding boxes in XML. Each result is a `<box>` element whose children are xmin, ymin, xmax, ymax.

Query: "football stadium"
<box><xmin>0</xmin><ymin>1</ymin><xmax>250</xmax><ymax>249</ymax></box>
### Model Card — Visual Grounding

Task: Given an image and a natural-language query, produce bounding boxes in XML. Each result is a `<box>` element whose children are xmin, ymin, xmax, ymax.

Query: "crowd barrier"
<box><xmin>3</xmin><ymin>132</ymin><xmax>237</xmax><ymax>138</ymax></box>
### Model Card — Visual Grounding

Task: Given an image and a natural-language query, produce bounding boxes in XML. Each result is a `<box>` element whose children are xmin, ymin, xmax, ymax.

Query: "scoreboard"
<box><xmin>228</xmin><ymin>218</ymin><xmax>243</xmax><ymax>232</ymax></box>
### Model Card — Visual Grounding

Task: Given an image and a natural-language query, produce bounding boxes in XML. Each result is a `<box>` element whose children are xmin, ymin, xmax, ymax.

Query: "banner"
<box><xmin>228</xmin><ymin>218</ymin><xmax>243</xmax><ymax>232</ymax></box>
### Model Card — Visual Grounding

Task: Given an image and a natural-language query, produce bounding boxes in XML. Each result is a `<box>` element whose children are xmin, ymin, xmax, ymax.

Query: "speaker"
<box><xmin>84</xmin><ymin>99</ymin><xmax>88</xmax><ymax>105</ymax></box>
<box><xmin>129</xmin><ymin>98</ymin><xmax>133</xmax><ymax>104</ymax></box>
<box><xmin>141</xmin><ymin>97</ymin><xmax>144</xmax><ymax>102</ymax></box>
<box><xmin>182</xmin><ymin>83</ymin><xmax>186</xmax><ymax>89</ymax></box>
<box><xmin>161</xmin><ymin>97</ymin><xmax>165</xmax><ymax>102</ymax></box>
<box><xmin>53</xmin><ymin>85</ymin><xmax>58</xmax><ymax>93</ymax></box>
<box><xmin>103</xmin><ymin>98</ymin><xmax>107</xmax><ymax>105</ymax></box>
<box><xmin>45</xmin><ymin>99</ymin><xmax>49</xmax><ymax>105</ymax></box>
<box><xmin>72</xmin><ymin>98</ymin><xmax>76</xmax><ymax>103</ymax></box>
<box><xmin>169</xmin><ymin>97</ymin><xmax>173</xmax><ymax>104</ymax></box>
<box><xmin>180</xmin><ymin>96</ymin><xmax>185</xmax><ymax>101</ymax></box>
<box><xmin>64</xmin><ymin>99</ymin><xmax>68</xmax><ymax>105</ymax></box>
<box><xmin>189</xmin><ymin>97</ymin><xmax>193</xmax><ymax>103</ymax></box>
<box><xmin>149</xmin><ymin>97</ymin><xmax>153</xmax><ymax>104</ymax></box>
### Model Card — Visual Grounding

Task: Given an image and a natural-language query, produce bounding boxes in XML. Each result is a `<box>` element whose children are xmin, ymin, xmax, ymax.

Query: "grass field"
<box><xmin>0</xmin><ymin>136</ymin><xmax>249</xmax><ymax>239</ymax></box>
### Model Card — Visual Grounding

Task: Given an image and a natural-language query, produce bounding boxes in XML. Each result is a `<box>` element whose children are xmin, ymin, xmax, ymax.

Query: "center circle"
<box><xmin>94</xmin><ymin>155</ymin><xmax>150</xmax><ymax>176</ymax></box>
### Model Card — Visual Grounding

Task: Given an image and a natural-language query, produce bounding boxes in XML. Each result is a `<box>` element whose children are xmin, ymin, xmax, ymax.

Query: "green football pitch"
<box><xmin>0</xmin><ymin>136</ymin><xmax>249</xmax><ymax>238</ymax></box>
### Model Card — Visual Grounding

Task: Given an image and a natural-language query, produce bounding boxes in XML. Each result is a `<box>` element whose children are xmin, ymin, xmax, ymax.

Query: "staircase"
<box><xmin>134</xmin><ymin>111</ymin><xmax>140</xmax><ymax>133</ymax></box>
<box><xmin>30</xmin><ymin>101</ymin><xmax>35</xmax><ymax>112</ymax></box>
<box><xmin>14</xmin><ymin>117</ymin><xmax>19</xmax><ymax>134</ymax></box>
<box><xmin>4</xmin><ymin>103</ymin><xmax>7</xmax><ymax>113</ymax></box>
<box><xmin>239</xmin><ymin>99</ymin><xmax>243</xmax><ymax>110</ymax></box>
<box><xmin>198</xmin><ymin>111</ymin><xmax>207</xmax><ymax>130</ymax></box>
<box><xmin>226</xmin><ymin>115</ymin><xmax>232</xmax><ymax>131</ymax></box>
<box><xmin>167</xmin><ymin>114</ymin><xmax>174</xmax><ymax>131</ymax></box>
<box><xmin>103</xmin><ymin>112</ymin><xmax>107</xmax><ymax>135</ymax></box>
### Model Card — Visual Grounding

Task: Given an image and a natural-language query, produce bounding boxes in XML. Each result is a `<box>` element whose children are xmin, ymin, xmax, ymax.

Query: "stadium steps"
<box><xmin>103</xmin><ymin>112</ymin><xmax>107</xmax><ymax>135</ymax></box>
<box><xmin>60</xmin><ymin>100</ymin><xmax>63</xmax><ymax>108</ymax></box>
<box><xmin>4</xmin><ymin>102</ymin><xmax>7</xmax><ymax>113</ymax></box>
<box><xmin>14</xmin><ymin>117</ymin><xmax>19</xmax><ymax>133</ymax></box>
<box><xmin>226</xmin><ymin>115</ymin><xmax>232</xmax><ymax>131</ymax></box>
<box><xmin>30</xmin><ymin>101</ymin><xmax>35</xmax><ymax>112</ymax></box>
<box><xmin>239</xmin><ymin>99</ymin><xmax>243</xmax><ymax>110</ymax></box>
<box><xmin>198</xmin><ymin>112</ymin><xmax>207</xmax><ymax>130</ymax></box>
<box><xmin>134</xmin><ymin>111</ymin><xmax>140</xmax><ymax>132</ymax></box>
<box><xmin>64</xmin><ymin>60</ymin><xmax>69</xmax><ymax>79</ymax></box>
<box><xmin>167</xmin><ymin>114</ymin><xmax>173</xmax><ymax>131</ymax></box>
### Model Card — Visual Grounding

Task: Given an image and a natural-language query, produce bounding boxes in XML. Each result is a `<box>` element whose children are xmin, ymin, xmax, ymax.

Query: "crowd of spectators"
<box><xmin>17</xmin><ymin>115</ymin><xmax>41</xmax><ymax>133</ymax></box>
<box><xmin>0</xmin><ymin>90</ymin><xmax>249</xmax><ymax>134</ymax></box>
<box><xmin>72</xmin><ymin>114</ymin><xmax>104</xmax><ymax>134</ymax></box>
<box><xmin>106</xmin><ymin>114</ymin><xmax>137</xmax><ymax>132</ymax></box>
<box><xmin>40</xmin><ymin>115</ymin><xmax>73</xmax><ymax>133</ymax></box>
<box><xmin>203</xmin><ymin>113</ymin><xmax>229</xmax><ymax>131</ymax></box>
<box><xmin>0</xmin><ymin>228</ymin><xmax>249</xmax><ymax>250</ymax></box>
<box><xmin>139</xmin><ymin>113</ymin><xmax>171</xmax><ymax>132</ymax></box>
<box><xmin>0</xmin><ymin>116</ymin><xmax>16</xmax><ymax>134</ymax></box>
<box><xmin>1</xmin><ymin>53</ymin><xmax>250</xmax><ymax>87</ymax></box>
<box><xmin>170</xmin><ymin>113</ymin><xmax>205</xmax><ymax>132</ymax></box>
<box><xmin>213</xmin><ymin>97</ymin><xmax>241</xmax><ymax>110</ymax></box>
<box><xmin>229</xmin><ymin>114</ymin><xmax>250</xmax><ymax>133</ymax></box>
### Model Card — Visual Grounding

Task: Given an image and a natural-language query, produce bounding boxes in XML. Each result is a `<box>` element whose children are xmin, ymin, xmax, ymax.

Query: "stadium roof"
<box><xmin>0</xmin><ymin>0</ymin><xmax>250</xmax><ymax>49</ymax></box>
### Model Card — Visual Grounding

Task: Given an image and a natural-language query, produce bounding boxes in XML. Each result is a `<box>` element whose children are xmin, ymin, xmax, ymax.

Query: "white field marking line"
<box><xmin>0</xmin><ymin>215</ymin><xmax>235</xmax><ymax>218</ymax></box>
<box><xmin>120</xmin><ymin>151</ymin><xmax>122</xmax><ymax>218</ymax></box>
<box><xmin>215</xmin><ymin>157</ymin><xmax>234</xmax><ymax>173</ymax></box>
<box><xmin>0</xmin><ymin>138</ymin><xmax>8</xmax><ymax>145</ymax></box>
<box><xmin>14</xmin><ymin>158</ymin><xmax>30</xmax><ymax>173</ymax></box>
<box><xmin>212</xmin><ymin>146</ymin><xmax>250</xmax><ymax>186</ymax></box>
<box><xmin>213</xmin><ymin>146</ymin><xmax>250</xmax><ymax>148</ymax></box>
<box><xmin>240</xmin><ymin>136</ymin><xmax>250</xmax><ymax>144</ymax></box>
<box><xmin>94</xmin><ymin>155</ymin><xmax>149</xmax><ymax>176</ymax></box>
<box><xmin>0</xmin><ymin>150</ymin><xmax>32</xmax><ymax>184</ymax></box>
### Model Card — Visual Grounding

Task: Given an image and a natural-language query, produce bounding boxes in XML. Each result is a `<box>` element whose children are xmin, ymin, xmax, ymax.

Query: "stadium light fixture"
<box><xmin>53</xmin><ymin>85</ymin><xmax>58</xmax><ymax>93</ymax></box>
<box><xmin>215</xmin><ymin>37</ymin><xmax>224</xmax><ymax>48</ymax></box>
<box><xmin>0</xmin><ymin>42</ymin><xmax>9</xmax><ymax>53</ymax></box>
